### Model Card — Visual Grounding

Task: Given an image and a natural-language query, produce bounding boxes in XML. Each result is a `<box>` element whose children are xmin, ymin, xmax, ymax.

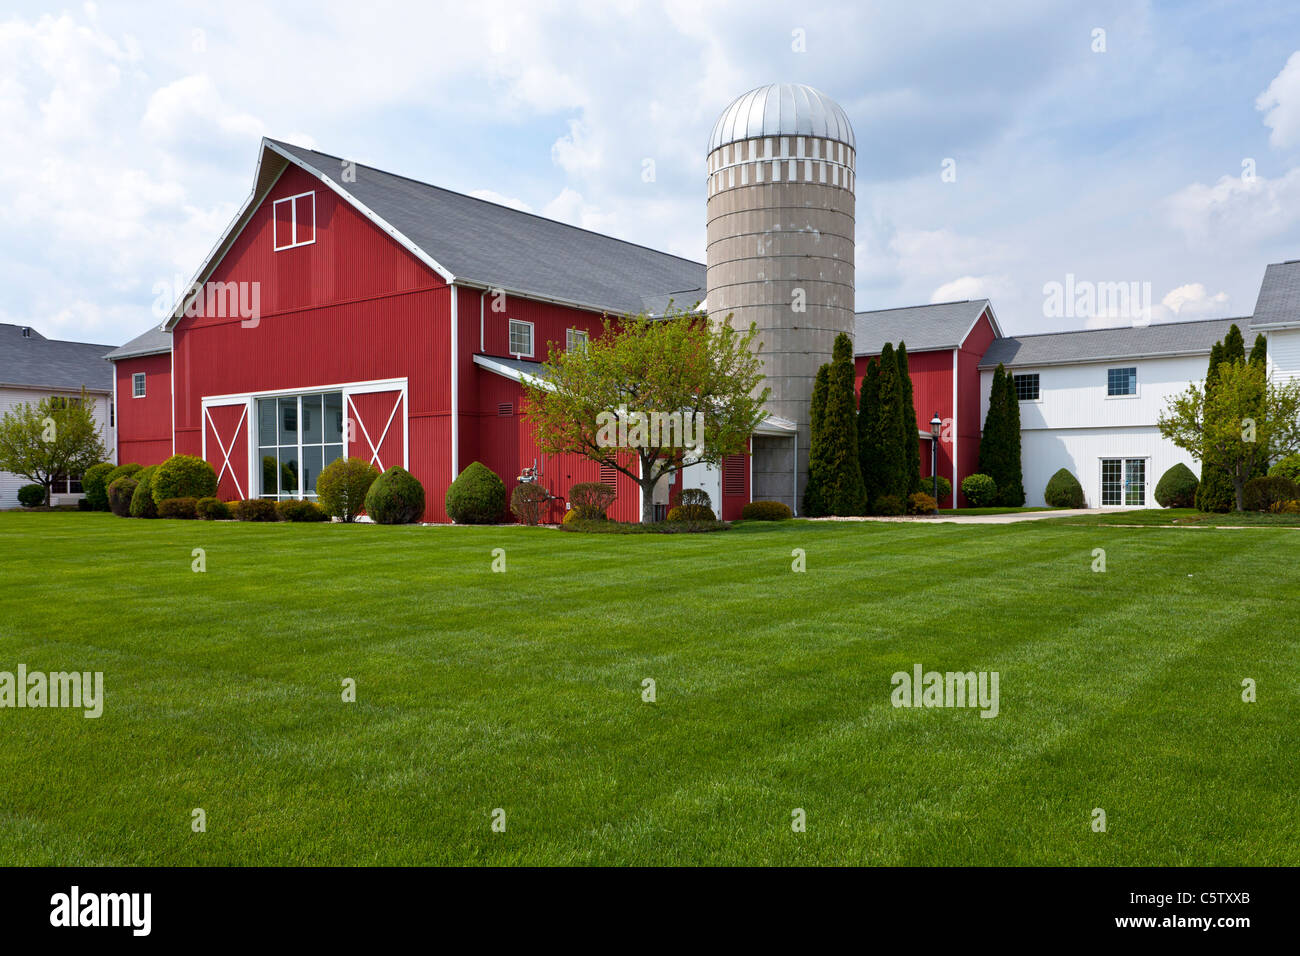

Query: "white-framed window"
<box><xmin>1101</xmin><ymin>457</ymin><xmax>1146</xmax><ymax>506</ymax></box>
<box><xmin>132</xmin><ymin>373</ymin><xmax>146</xmax><ymax>398</ymax></box>
<box><xmin>1013</xmin><ymin>372</ymin><xmax>1040</xmax><ymax>402</ymax></box>
<box><xmin>273</xmin><ymin>191</ymin><xmax>316</xmax><ymax>251</ymax></box>
<box><xmin>509</xmin><ymin>319</ymin><xmax>534</xmax><ymax>357</ymax></box>
<box><xmin>566</xmin><ymin>328</ymin><xmax>589</xmax><ymax>352</ymax></box>
<box><xmin>1107</xmin><ymin>366</ymin><xmax>1138</xmax><ymax>397</ymax></box>
<box><xmin>257</xmin><ymin>392</ymin><xmax>344</xmax><ymax>499</ymax></box>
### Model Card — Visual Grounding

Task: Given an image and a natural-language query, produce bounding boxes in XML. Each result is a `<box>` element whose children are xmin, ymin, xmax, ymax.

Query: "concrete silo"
<box><xmin>706</xmin><ymin>83</ymin><xmax>856</xmax><ymax>513</ymax></box>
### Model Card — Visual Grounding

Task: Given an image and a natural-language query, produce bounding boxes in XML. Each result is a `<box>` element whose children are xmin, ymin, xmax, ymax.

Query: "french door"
<box><xmin>1101</xmin><ymin>458</ymin><xmax>1145</xmax><ymax>506</ymax></box>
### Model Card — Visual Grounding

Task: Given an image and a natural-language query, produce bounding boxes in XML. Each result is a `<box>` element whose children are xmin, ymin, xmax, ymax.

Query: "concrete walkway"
<box><xmin>811</xmin><ymin>507</ymin><xmax>1143</xmax><ymax>525</ymax></box>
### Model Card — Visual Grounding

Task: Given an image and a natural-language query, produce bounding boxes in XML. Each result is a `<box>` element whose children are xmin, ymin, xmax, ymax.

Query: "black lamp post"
<box><xmin>930</xmin><ymin>413</ymin><xmax>942</xmax><ymax>503</ymax></box>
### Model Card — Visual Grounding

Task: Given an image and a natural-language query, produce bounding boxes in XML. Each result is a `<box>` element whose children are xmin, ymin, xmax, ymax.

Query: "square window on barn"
<box><xmin>132</xmin><ymin>373</ymin><xmax>146</xmax><ymax>398</ymax></box>
<box><xmin>508</xmin><ymin>319</ymin><xmax>534</xmax><ymax>357</ymax></box>
<box><xmin>1107</xmin><ymin>367</ymin><xmax>1137</xmax><ymax>396</ymax></box>
<box><xmin>1013</xmin><ymin>373</ymin><xmax>1039</xmax><ymax>402</ymax></box>
<box><xmin>273</xmin><ymin>191</ymin><xmax>316</xmax><ymax>250</ymax></box>
<box><xmin>566</xmin><ymin>328</ymin><xmax>588</xmax><ymax>352</ymax></box>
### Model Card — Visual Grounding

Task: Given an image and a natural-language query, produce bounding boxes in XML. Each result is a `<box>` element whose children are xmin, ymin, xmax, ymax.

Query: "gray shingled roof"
<box><xmin>0</xmin><ymin>324</ymin><xmax>114</xmax><ymax>392</ymax></box>
<box><xmin>104</xmin><ymin>324</ymin><xmax>171</xmax><ymax>361</ymax></box>
<box><xmin>979</xmin><ymin>317</ymin><xmax>1242</xmax><ymax>369</ymax></box>
<box><xmin>854</xmin><ymin>300</ymin><xmax>992</xmax><ymax>354</ymax></box>
<box><xmin>1249</xmin><ymin>260</ymin><xmax>1300</xmax><ymax>329</ymax></box>
<box><xmin>269</xmin><ymin>140</ymin><xmax>707</xmax><ymax>317</ymax></box>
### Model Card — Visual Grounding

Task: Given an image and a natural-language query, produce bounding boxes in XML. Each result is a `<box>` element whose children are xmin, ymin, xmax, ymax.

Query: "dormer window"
<box><xmin>273</xmin><ymin>191</ymin><xmax>316</xmax><ymax>250</ymax></box>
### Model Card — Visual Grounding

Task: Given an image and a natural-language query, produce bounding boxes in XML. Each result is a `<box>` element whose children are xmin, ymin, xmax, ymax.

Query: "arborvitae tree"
<box><xmin>875</xmin><ymin>342</ymin><xmax>910</xmax><ymax>500</ymax></box>
<box><xmin>858</xmin><ymin>357</ymin><xmax>882</xmax><ymax>506</ymax></box>
<box><xmin>997</xmin><ymin>368</ymin><xmax>1026</xmax><ymax>505</ymax></box>
<box><xmin>979</xmin><ymin>364</ymin><xmax>1008</xmax><ymax>485</ymax></box>
<box><xmin>1196</xmin><ymin>336</ymin><xmax>1236</xmax><ymax>512</ymax></box>
<box><xmin>804</xmin><ymin>363</ymin><xmax>831</xmax><ymax>516</ymax></box>
<box><xmin>896</xmin><ymin>342</ymin><xmax>921</xmax><ymax>496</ymax></box>
<box><xmin>820</xmin><ymin>333</ymin><xmax>867</xmax><ymax>515</ymax></box>
<box><xmin>1223</xmin><ymin>324</ymin><xmax>1245</xmax><ymax>363</ymax></box>
<box><xmin>1249</xmin><ymin>333</ymin><xmax>1267</xmax><ymax>369</ymax></box>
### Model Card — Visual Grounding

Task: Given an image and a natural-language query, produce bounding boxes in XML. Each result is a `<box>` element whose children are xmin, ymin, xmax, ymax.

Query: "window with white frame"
<box><xmin>566</xmin><ymin>328</ymin><xmax>589</xmax><ymax>352</ymax></box>
<box><xmin>273</xmin><ymin>191</ymin><xmax>316</xmax><ymax>250</ymax></box>
<box><xmin>509</xmin><ymin>319</ymin><xmax>534</xmax><ymax>357</ymax></box>
<box><xmin>1107</xmin><ymin>366</ymin><xmax>1137</xmax><ymax>396</ymax></box>
<box><xmin>257</xmin><ymin>392</ymin><xmax>344</xmax><ymax>499</ymax></box>
<box><xmin>1013</xmin><ymin>373</ymin><xmax>1040</xmax><ymax>401</ymax></box>
<box><xmin>52</xmin><ymin>474</ymin><xmax>83</xmax><ymax>494</ymax></box>
<box><xmin>132</xmin><ymin>372</ymin><xmax>146</xmax><ymax>398</ymax></box>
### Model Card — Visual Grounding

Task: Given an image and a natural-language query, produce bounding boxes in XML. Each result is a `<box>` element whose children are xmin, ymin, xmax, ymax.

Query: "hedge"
<box><xmin>232</xmin><ymin>499</ymin><xmax>277</xmax><ymax>521</ymax></box>
<box><xmin>1243</xmin><ymin>476</ymin><xmax>1300</xmax><ymax>512</ymax></box>
<box><xmin>130</xmin><ymin>466</ymin><xmax>159</xmax><ymax>518</ymax></box>
<box><xmin>443</xmin><ymin>462</ymin><xmax>502</xmax><ymax>524</ymax></box>
<box><xmin>316</xmin><ymin>457</ymin><xmax>379</xmax><ymax>522</ymax></box>
<box><xmin>107</xmin><ymin>477</ymin><xmax>138</xmax><ymax>516</ymax></box>
<box><xmin>276</xmin><ymin>499</ymin><xmax>328</xmax><ymax>522</ymax></box>
<box><xmin>1044</xmin><ymin>468</ymin><xmax>1085</xmax><ymax>509</ymax></box>
<box><xmin>82</xmin><ymin>462</ymin><xmax>116</xmax><ymax>511</ymax></box>
<box><xmin>157</xmin><ymin>497</ymin><xmax>198</xmax><ymax>519</ymax></box>
<box><xmin>740</xmin><ymin>500</ymin><xmax>793</xmax><ymax>521</ymax></box>
<box><xmin>367</xmin><ymin>466</ymin><xmax>427</xmax><ymax>524</ymax></box>
<box><xmin>152</xmin><ymin>454</ymin><xmax>218</xmax><ymax>504</ymax></box>
<box><xmin>196</xmin><ymin>497</ymin><xmax>231</xmax><ymax>521</ymax></box>
<box><xmin>960</xmin><ymin>473</ymin><xmax>998</xmax><ymax>508</ymax></box>
<box><xmin>1154</xmin><ymin>463</ymin><xmax>1199</xmax><ymax>508</ymax></box>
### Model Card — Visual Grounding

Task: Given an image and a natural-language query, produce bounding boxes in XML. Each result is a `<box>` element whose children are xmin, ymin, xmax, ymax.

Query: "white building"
<box><xmin>0</xmin><ymin>324</ymin><xmax>116</xmax><ymax>506</ymax></box>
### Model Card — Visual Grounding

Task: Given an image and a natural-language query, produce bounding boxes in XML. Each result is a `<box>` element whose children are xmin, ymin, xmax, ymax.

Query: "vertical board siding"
<box><xmin>114</xmin><ymin>353</ymin><xmax>172</xmax><ymax>467</ymax></box>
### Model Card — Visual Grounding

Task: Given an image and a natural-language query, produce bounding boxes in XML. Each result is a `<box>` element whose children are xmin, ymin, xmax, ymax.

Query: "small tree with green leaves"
<box><xmin>1158</xmin><ymin>359</ymin><xmax>1300</xmax><ymax>511</ymax></box>
<box><xmin>523</xmin><ymin>310</ymin><xmax>768</xmax><ymax>524</ymax></box>
<box><xmin>0</xmin><ymin>389</ymin><xmax>108</xmax><ymax>506</ymax></box>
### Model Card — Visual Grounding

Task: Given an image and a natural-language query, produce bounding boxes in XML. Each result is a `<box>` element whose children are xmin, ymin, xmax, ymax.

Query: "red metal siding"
<box><xmin>114</xmin><ymin>353</ymin><xmax>172</xmax><ymax>466</ymax></box>
<box><xmin>955</xmin><ymin>310</ymin><xmax>997</xmax><ymax>507</ymax></box>
<box><xmin>203</xmin><ymin>404</ymin><xmax>251</xmax><ymax>500</ymax></box>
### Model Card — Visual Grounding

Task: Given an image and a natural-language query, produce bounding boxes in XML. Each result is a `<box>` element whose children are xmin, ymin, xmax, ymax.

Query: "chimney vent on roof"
<box><xmin>21</xmin><ymin>327</ymin><xmax>31</xmax><ymax>338</ymax></box>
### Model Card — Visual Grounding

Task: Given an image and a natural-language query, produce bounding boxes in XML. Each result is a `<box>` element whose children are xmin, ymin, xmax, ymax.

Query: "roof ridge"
<box><xmin>996</xmin><ymin>315</ymin><xmax>1243</xmax><ymax>342</ymax></box>
<box><xmin>856</xmin><ymin>299</ymin><xmax>980</xmax><ymax>315</ymax></box>
<box><xmin>266</xmin><ymin>138</ymin><xmax>707</xmax><ymax>275</ymax></box>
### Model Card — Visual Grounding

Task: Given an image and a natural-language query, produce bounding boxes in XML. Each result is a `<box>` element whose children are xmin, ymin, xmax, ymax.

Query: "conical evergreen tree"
<box><xmin>821</xmin><ymin>333</ymin><xmax>867</xmax><ymax>515</ymax></box>
<box><xmin>1249</xmin><ymin>333</ymin><xmax>1267</xmax><ymax>368</ymax></box>
<box><xmin>896</xmin><ymin>342</ymin><xmax>921</xmax><ymax>496</ymax></box>
<box><xmin>1196</xmin><ymin>336</ymin><xmax>1236</xmax><ymax>511</ymax></box>
<box><xmin>858</xmin><ymin>357</ymin><xmax>882</xmax><ymax>507</ymax></box>
<box><xmin>979</xmin><ymin>364</ymin><xmax>1007</xmax><ymax>486</ymax></box>
<box><xmin>997</xmin><ymin>369</ymin><xmax>1026</xmax><ymax>505</ymax></box>
<box><xmin>875</xmin><ymin>342</ymin><xmax>909</xmax><ymax>501</ymax></box>
<box><xmin>804</xmin><ymin>363</ymin><xmax>831</xmax><ymax>517</ymax></box>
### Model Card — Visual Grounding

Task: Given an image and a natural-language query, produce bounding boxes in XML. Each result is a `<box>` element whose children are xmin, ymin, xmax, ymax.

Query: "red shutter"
<box><xmin>723</xmin><ymin>455</ymin><xmax>746</xmax><ymax>495</ymax></box>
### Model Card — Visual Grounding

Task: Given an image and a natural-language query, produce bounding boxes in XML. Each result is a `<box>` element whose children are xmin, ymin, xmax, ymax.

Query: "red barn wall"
<box><xmin>955</xmin><ymin>310</ymin><xmax>997</xmax><ymax>507</ymax></box>
<box><xmin>114</xmin><ymin>352</ymin><xmax>172</xmax><ymax>466</ymax></box>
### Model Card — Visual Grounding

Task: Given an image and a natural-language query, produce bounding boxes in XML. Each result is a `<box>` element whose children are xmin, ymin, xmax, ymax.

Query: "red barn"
<box><xmin>854</xmin><ymin>300</ymin><xmax>1003</xmax><ymax>507</ymax></box>
<box><xmin>106</xmin><ymin>138</ymin><xmax>773</xmax><ymax>522</ymax></box>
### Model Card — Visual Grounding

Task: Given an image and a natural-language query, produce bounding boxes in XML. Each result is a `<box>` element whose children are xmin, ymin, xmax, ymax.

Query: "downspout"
<box><xmin>450</xmin><ymin>284</ymin><xmax>459</xmax><ymax>481</ymax></box>
<box><xmin>951</xmin><ymin>348</ymin><xmax>959</xmax><ymax>504</ymax></box>
<box><xmin>480</xmin><ymin>290</ymin><xmax>485</xmax><ymax>352</ymax></box>
<box><xmin>792</xmin><ymin>430</ymin><xmax>798</xmax><ymax>515</ymax></box>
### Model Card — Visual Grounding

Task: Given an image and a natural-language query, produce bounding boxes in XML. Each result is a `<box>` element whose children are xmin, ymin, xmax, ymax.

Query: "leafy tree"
<box><xmin>1158</xmin><ymin>359</ymin><xmax>1300</xmax><ymax>511</ymax></box>
<box><xmin>816</xmin><ymin>333</ymin><xmax>866</xmax><ymax>515</ymax></box>
<box><xmin>523</xmin><ymin>310</ymin><xmax>768</xmax><ymax>523</ymax></box>
<box><xmin>0</xmin><ymin>389</ymin><xmax>108</xmax><ymax>506</ymax></box>
<box><xmin>804</xmin><ymin>363</ymin><xmax>831</xmax><ymax>516</ymax></box>
<box><xmin>857</xmin><ymin>358</ymin><xmax>882</xmax><ymax>505</ymax></box>
<box><xmin>896</xmin><ymin>342</ymin><xmax>921</xmax><ymax>496</ymax></box>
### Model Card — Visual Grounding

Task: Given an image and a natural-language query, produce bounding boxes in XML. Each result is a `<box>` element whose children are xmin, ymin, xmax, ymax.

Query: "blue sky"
<box><xmin>2</xmin><ymin>0</ymin><xmax>1299</xmax><ymax>347</ymax></box>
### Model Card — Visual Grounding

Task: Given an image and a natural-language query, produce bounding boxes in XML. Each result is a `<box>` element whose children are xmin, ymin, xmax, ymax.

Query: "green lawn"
<box><xmin>1</xmin><ymin>512</ymin><xmax>1296</xmax><ymax>866</ymax></box>
<box><xmin>1039</xmin><ymin>507</ymin><xmax>1300</xmax><ymax>528</ymax></box>
<box><xmin>938</xmin><ymin>506</ymin><xmax>1055</xmax><ymax>516</ymax></box>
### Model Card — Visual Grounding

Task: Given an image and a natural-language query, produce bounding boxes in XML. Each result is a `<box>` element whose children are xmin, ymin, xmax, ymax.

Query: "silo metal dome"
<box><xmin>708</xmin><ymin>83</ymin><xmax>855</xmax><ymax>153</ymax></box>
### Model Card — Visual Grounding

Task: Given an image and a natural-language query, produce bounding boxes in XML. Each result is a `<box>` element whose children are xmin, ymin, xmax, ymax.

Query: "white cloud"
<box><xmin>931</xmin><ymin>275</ymin><xmax>1013</xmax><ymax>303</ymax></box>
<box><xmin>1160</xmin><ymin>282</ymin><xmax>1229</xmax><ymax>317</ymax></box>
<box><xmin>469</xmin><ymin>189</ymin><xmax>533</xmax><ymax>213</ymax></box>
<box><xmin>1257</xmin><ymin>51</ymin><xmax>1300</xmax><ymax>150</ymax></box>
<box><xmin>141</xmin><ymin>74</ymin><xmax>263</xmax><ymax>148</ymax></box>
<box><xmin>1166</xmin><ymin>167</ymin><xmax>1300</xmax><ymax>243</ymax></box>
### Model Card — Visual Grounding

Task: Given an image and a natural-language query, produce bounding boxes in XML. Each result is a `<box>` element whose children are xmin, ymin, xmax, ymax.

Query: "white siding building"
<box><xmin>0</xmin><ymin>324</ymin><xmax>116</xmax><ymax>507</ymax></box>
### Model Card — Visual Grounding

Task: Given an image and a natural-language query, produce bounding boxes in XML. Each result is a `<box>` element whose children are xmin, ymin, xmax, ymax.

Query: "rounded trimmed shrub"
<box><xmin>232</xmin><ymin>499</ymin><xmax>277</xmax><ymax>521</ymax></box>
<box><xmin>107</xmin><ymin>477</ymin><xmax>138</xmax><ymax>516</ymax></box>
<box><xmin>157</xmin><ymin>497</ymin><xmax>198</xmax><ymax>520</ymax></box>
<box><xmin>316</xmin><ymin>456</ymin><xmax>380</xmax><ymax>522</ymax></box>
<box><xmin>510</xmin><ymin>482</ymin><xmax>551</xmax><ymax>525</ymax></box>
<box><xmin>1044</xmin><ymin>468</ymin><xmax>1085</xmax><ymax>509</ymax></box>
<box><xmin>105</xmin><ymin>463</ymin><xmax>142</xmax><ymax>488</ymax></box>
<box><xmin>568</xmin><ymin>481</ymin><xmax>616</xmax><ymax>519</ymax></box>
<box><xmin>1243</xmin><ymin>475</ymin><xmax>1300</xmax><ymax>512</ymax></box>
<box><xmin>443</xmin><ymin>462</ymin><xmax>502</xmax><ymax>524</ymax></box>
<box><xmin>368</xmin><ymin>466</ymin><xmax>428</xmax><ymax>524</ymax></box>
<box><xmin>17</xmin><ymin>484</ymin><xmax>45</xmax><ymax>508</ymax></box>
<box><xmin>152</xmin><ymin>454</ymin><xmax>218</xmax><ymax>504</ymax></box>
<box><xmin>740</xmin><ymin>500</ymin><xmax>793</xmax><ymax>521</ymax></box>
<box><xmin>82</xmin><ymin>462</ymin><xmax>117</xmax><ymax>511</ymax></box>
<box><xmin>872</xmin><ymin>494</ymin><xmax>906</xmax><ymax>516</ymax></box>
<box><xmin>1268</xmin><ymin>453</ymin><xmax>1300</xmax><ymax>483</ymax></box>
<box><xmin>928</xmin><ymin>474</ymin><xmax>952</xmax><ymax>504</ymax></box>
<box><xmin>907</xmin><ymin>492</ymin><xmax>938</xmax><ymax>515</ymax></box>
<box><xmin>196</xmin><ymin>497</ymin><xmax>231</xmax><ymax>521</ymax></box>
<box><xmin>1154</xmin><ymin>463</ymin><xmax>1199</xmax><ymax>508</ymax></box>
<box><xmin>276</xmin><ymin>499</ymin><xmax>328</xmax><ymax>522</ymax></box>
<box><xmin>130</xmin><ymin>466</ymin><xmax>159</xmax><ymax>518</ymax></box>
<box><xmin>960</xmin><ymin>473</ymin><xmax>998</xmax><ymax>508</ymax></box>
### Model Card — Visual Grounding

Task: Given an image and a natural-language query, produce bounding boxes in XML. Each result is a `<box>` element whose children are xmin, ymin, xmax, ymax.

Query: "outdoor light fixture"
<box><xmin>930</xmin><ymin>412</ymin><xmax>942</xmax><ymax>503</ymax></box>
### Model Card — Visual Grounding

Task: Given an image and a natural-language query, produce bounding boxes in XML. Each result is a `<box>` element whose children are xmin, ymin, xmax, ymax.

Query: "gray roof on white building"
<box><xmin>104</xmin><ymin>324</ymin><xmax>171</xmax><ymax>362</ymax></box>
<box><xmin>979</xmin><ymin>316</ymin><xmax>1242</xmax><ymax>370</ymax></box>
<box><xmin>267</xmin><ymin>140</ymin><xmax>707</xmax><ymax>318</ymax></box>
<box><xmin>0</xmin><ymin>324</ymin><xmax>114</xmax><ymax>392</ymax></box>
<box><xmin>1249</xmin><ymin>260</ymin><xmax>1300</xmax><ymax>329</ymax></box>
<box><xmin>854</xmin><ymin>299</ymin><xmax>994</xmax><ymax>354</ymax></box>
